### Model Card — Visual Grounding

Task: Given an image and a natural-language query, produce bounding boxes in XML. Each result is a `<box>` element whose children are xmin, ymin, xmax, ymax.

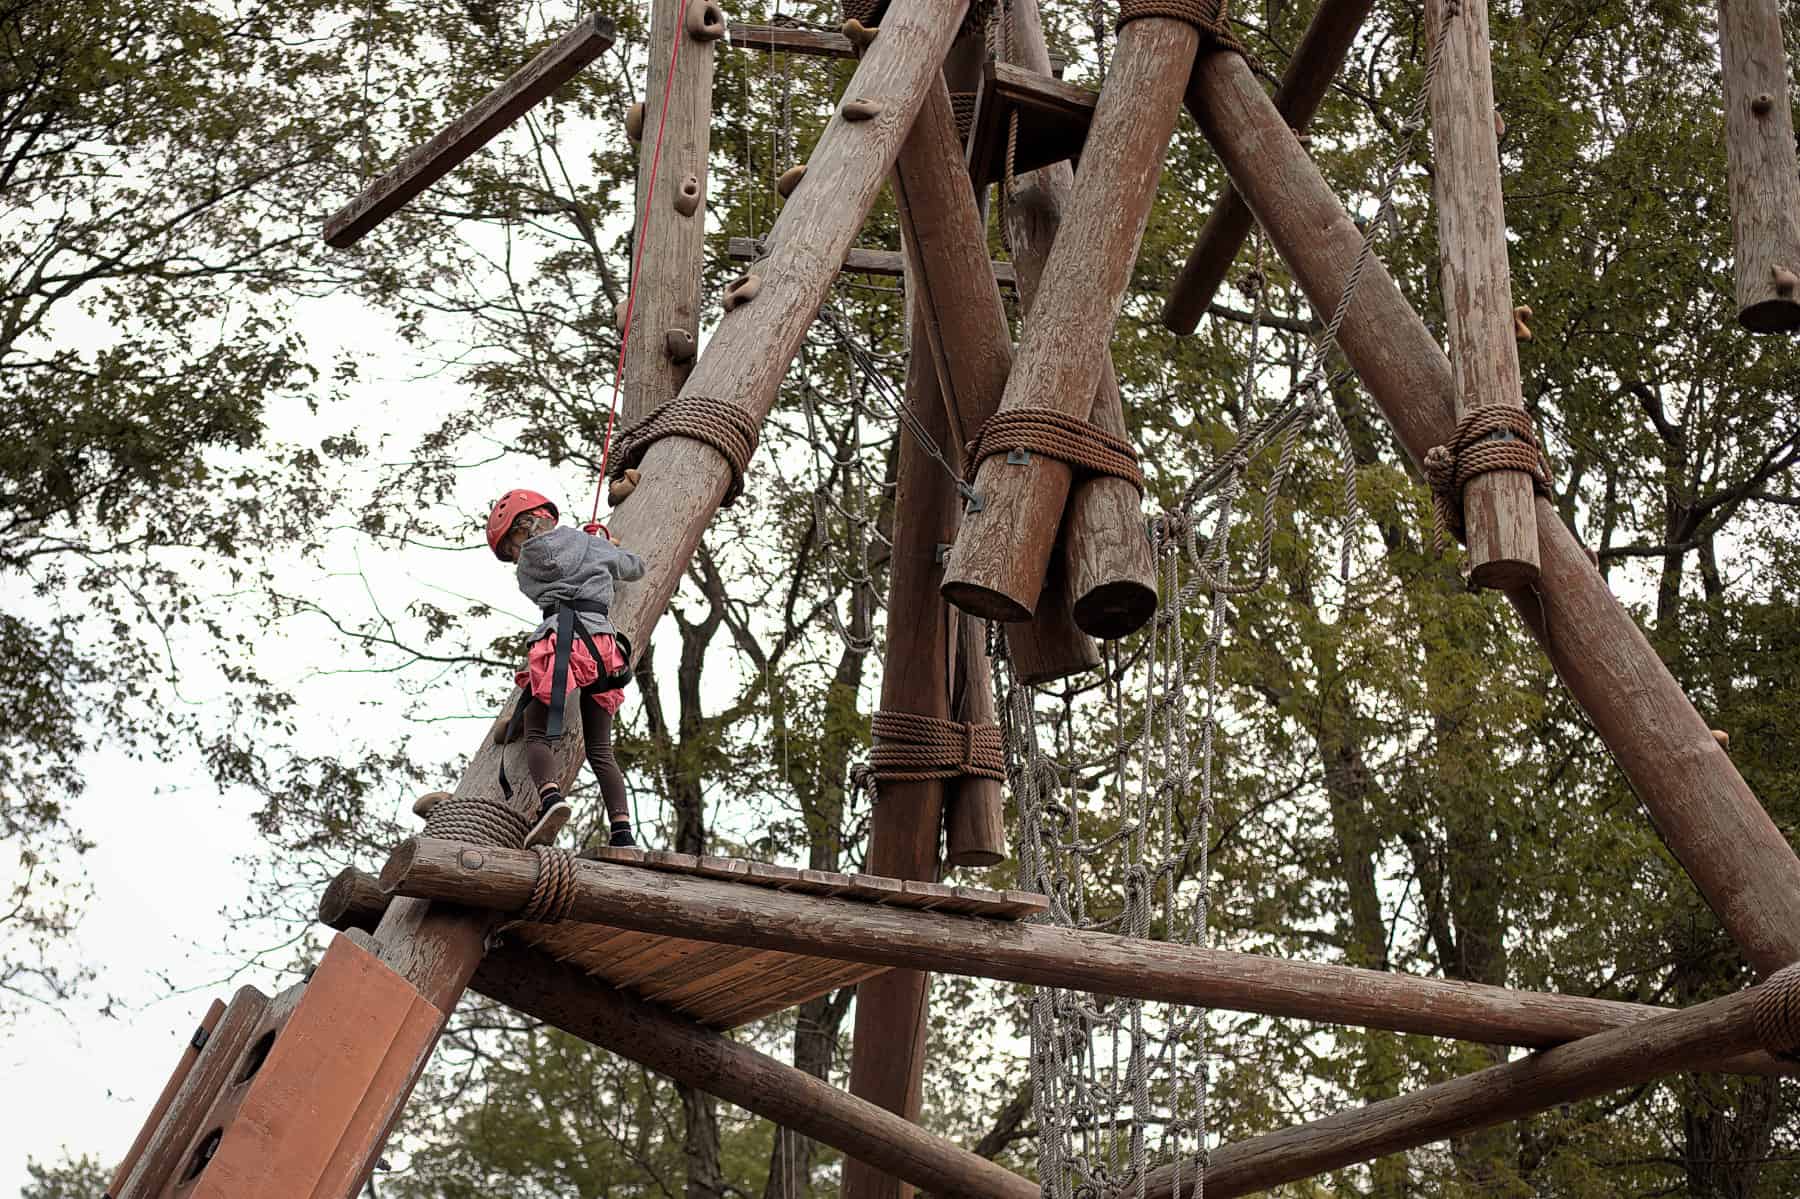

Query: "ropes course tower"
<box><xmin>100</xmin><ymin>1</ymin><xmax>1800</xmax><ymax>1198</ymax></box>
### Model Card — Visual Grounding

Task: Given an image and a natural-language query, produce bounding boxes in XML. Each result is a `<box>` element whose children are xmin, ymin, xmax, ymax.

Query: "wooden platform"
<box><xmin>966</xmin><ymin>61</ymin><xmax>1096</xmax><ymax>189</ymax></box>
<box><xmin>510</xmin><ymin>847</ymin><xmax>1045</xmax><ymax>1029</ymax></box>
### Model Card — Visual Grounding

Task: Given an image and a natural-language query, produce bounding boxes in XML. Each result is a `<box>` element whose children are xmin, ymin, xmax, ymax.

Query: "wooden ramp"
<box><xmin>487</xmin><ymin>847</ymin><xmax>1044</xmax><ymax>1030</ymax></box>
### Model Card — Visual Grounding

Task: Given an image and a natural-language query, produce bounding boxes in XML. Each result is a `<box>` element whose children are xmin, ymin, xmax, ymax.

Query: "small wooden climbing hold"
<box><xmin>609</xmin><ymin>467</ymin><xmax>642</xmax><ymax>505</ymax></box>
<box><xmin>413</xmin><ymin>791</ymin><xmax>450</xmax><ymax>817</ymax></box>
<box><xmin>672</xmin><ymin>174</ymin><xmax>702</xmax><ymax>217</ymax></box>
<box><xmin>1751</xmin><ymin>93</ymin><xmax>1775</xmax><ymax>117</ymax></box>
<box><xmin>1712</xmin><ymin>729</ymin><xmax>1731</xmax><ymax>752</ymax></box>
<box><xmin>1493</xmin><ymin>107</ymin><xmax>1506</xmax><ymax>140</ymax></box>
<box><xmin>1512</xmin><ymin>304</ymin><xmax>1534</xmax><ymax>342</ymax></box>
<box><xmin>626</xmin><ymin>102</ymin><xmax>644</xmax><ymax>143</ymax></box>
<box><xmin>723</xmin><ymin>273</ymin><xmax>761</xmax><ymax>312</ymax></box>
<box><xmin>776</xmin><ymin>163</ymin><xmax>807</xmax><ymax>199</ymax></box>
<box><xmin>842</xmin><ymin>97</ymin><xmax>883</xmax><ymax>122</ymax></box>
<box><xmin>840</xmin><ymin>19</ymin><xmax>877</xmax><ymax>52</ymax></box>
<box><xmin>685</xmin><ymin>0</ymin><xmax>726</xmax><ymax>42</ymax></box>
<box><xmin>1774</xmin><ymin>265</ymin><xmax>1799</xmax><ymax>296</ymax></box>
<box><xmin>665</xmin><ymin>328</ymin><xmax>696</xmax><ymax>364</ymax></box>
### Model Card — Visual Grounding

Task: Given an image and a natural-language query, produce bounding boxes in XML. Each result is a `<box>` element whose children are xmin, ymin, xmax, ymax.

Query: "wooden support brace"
<box><xmin>469</xmin><ymin>941</ymin><xmax>1038</xmax><ymax>1199</ymax></box>
<box><xmin>726</xmin><ymin>236</ymin><xmax>1019</xmax><ymax>288</ymax></box>
<box><xmin>322</xmin><ymin>15</ymin><xmax>616</xmax><ymax>247</ymax></box>
<box><xmin>107</xmin><ymin>999</ymin><xmax>227</xmax><ymax>1199</ymax></box>
<box><xmin>1139</xmin><ymin>975</ymin><xmax>1800</xmax><ymax>1198</ymax></box>
<box><xmin>1186</xmin><ymin>49</ymin><xmax>1800</xmax><ymax>977</ymax></box>
<box><xmin>1717</xmin><ymin>0</ymin><xmax>1800</xmax><ymax>332</ymax></box>
<box><xmin>1424</xmin><ymin>0</ymin><xmax>1539</xmax><ymax>586</ymax></box>
<box><xmin>1161</xmin><ymin>0</ymin><xmax>1375</xmax><ymax>334</ymax></box>
<box><xmin>375</xmin><ymin>839</ymin><xmax>1789</xmax><ymax>1069</ymax></box>
<box><xmin>940</xmin><ymin>13</ymin><xmax>1192</xmax><ymax>628</ymax></box>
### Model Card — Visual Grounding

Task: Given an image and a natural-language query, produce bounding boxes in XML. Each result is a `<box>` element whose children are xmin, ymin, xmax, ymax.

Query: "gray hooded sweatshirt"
<box><xmin>516</xmin><ymin>525</ymin><xmax>646</xmax><ymax>643</ymax></box>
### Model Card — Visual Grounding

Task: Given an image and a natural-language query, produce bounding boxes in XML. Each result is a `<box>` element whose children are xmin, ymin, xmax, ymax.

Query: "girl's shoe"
<box><xmin>526</xmin><ymin>788</ymin><xmax>572</xmax><ymax>848</ymax></box>
<box><xmin>608</xmin><ymin>820</ymin><xmax>637</xmax><ymax>848</ymax></box>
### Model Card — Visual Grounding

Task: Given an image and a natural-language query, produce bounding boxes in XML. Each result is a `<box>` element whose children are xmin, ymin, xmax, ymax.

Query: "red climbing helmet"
<box><xmin>486</xmin><ymin>489</ymin><xmax>558</xmax><ymax>559</ymax></box>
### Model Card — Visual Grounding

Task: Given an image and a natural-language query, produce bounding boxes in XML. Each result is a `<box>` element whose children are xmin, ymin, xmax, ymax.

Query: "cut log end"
<box><xmin>1470</xmin><ymin>553</ymin><xmax>1542</xmax><ymax>591</ymax></box>
<box><xmin>378</xmin><ymin>838</ymin><xmax>423</xmax><ymax>895</ymax></box>
<box><xmin>1071</xmin><ymin>579</ymin><xmax>1158</xmax><ymax>640</ymax></box>
<box><xmin>945</xmin><ymin>848</ymin><xmax>1005</xmax><ymax>868</ymax></box>
<box><xmin>1738</xmin><ymin>295</ymin><xmax>1800</xmax><ymax>335</ymax></box>
<box><xmin>940</xmin><ymin>579</ymin><xmax>1034</xmax><ymax>624</ymax></box>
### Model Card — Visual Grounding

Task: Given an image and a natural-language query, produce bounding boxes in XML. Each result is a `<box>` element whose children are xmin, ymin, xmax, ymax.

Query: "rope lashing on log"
<box><xmin>965</xmin><ymin>407</ymin><xmax>1147</xmax><ymax>496</ymax></box>
<box><xmin>519</xmin><ymin>845</ymin><xmax>579</xmax><ymax>923</ymax></box>
<box><xmin>423</xmin><ymin>795</ymin><xmax>531</xmax><ymax>850</ymax></box>
<box><xmin>869</xmin><ymin>711</ymin><xmax>1005</xmax><ymax>783</ymax></box>
<box><xmin>1422</xmin><ymin>406</ymin><xmax>1551</xmax><ymax>554</ymax></box>
<box><xmin>1117</xmin><ymin>0</ymin><xmax>1247</xmax><ymax>57</ymax></box>
<box><xmin>608</xmin><ymin>396</ymin><xmax>761</xmax><ymax>506</ymax></box>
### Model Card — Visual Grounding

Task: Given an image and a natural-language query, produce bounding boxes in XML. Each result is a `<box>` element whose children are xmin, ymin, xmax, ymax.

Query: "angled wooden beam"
<box><xmin>725</xmin><ymin>236</ymin><xmax>1019</xmax><ymax>289</ymax></box>
<box><xmin>1161</xmin><ymin>0</ymin><xmax>1375</xmax><ymax>334</ymax></box>
<box><xmin>1139</xmin><ymin>975</ymin><xmax>1799</xmax><ymax>1198</ymax></box>
<box><xmin>1424</xmin><ymin>0</ymin><xmax>1539</xmax><ymax>587</ymax></box>
<box><xmin>323</xmin><ymin>14</ymin><xmax>616</xmax><ymax>247</ymax></box>
<box><xmin>470</xmin><ymin>941</ymin><xmax>1038</xmax><ymax>1199</ymax></box>
<box><xmin>378</xmin><ymin>839</ymin><xmax>1792</xmax><ymax>1067</ymax></box>
<box><xmin>1186</xmin><ymin>48</ymin><xmax>1800</xmax><ymax>977</ymax></box>
<box><xmin>1717</xmin><ymin>0</ymin><xmax>1800</xmax><ymax>331</ymax></box>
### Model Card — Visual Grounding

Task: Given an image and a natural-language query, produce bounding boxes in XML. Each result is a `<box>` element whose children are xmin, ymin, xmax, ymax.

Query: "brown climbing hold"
<box><xmin>685</xmin><ymin>0</ymin><xmax>726</xmax><ymax>42</ymax></box>
<box><xmin>1712</xmin><ymin>729</ymin><xmax>1731</xmax><ymax>752</ymax></box>
<box><xmin>665</xmin><ymin>328</ymin><xmax>696</xmax><ymax>364</ymax></box>
<box><xmin>1583</xmin><ymin>544</ymin><xmax>1600</xmax><ymax>570</ymax></box>
<box><xmin>776</xmin><ymin>163</ymin><xmax>807</xmax><ymax>199</ymax></box>
<box><xmin>672</xmin><ymin>174</ymin><xmax>702</xmax><ymax>217</ymax></box>
<box><xmin>842</xmin><ymin>97</ymin><xmax>882</xmax><ymax>122</ymax></box>
<box><xmin>1493</xmin><ymin>107</ymin><xmax>1506</xmax><ymax>140</ymax></box>
<box><xmin>723</xmin><ymin>273</ymin><xmax>762</xmax><ymax>312</ymax></box>
<box><xmin>1512</xmin><ymin>304</ymin><xmax>1534</xmax><ymax>342</ymax></box>
<box><xmin>413</xmin><ymin>790</ymin><xmax>450</xmax><ymax>818</ymax></box>
<box><xmin>1752</xmin><ymin>93</ymin><xmax>1775</xmax><ymax>117</ymax></box>
<box><xmin>840</xmin><ymin>19</ymin><xmax>877</xmax><ymax>52</ymax></box>
<box><xmin>609</xmin><ymin>467</ymin><xmax>641</xmax><ymax>505</ymax></box>
<box><xmin>1774</xmin><ymin>265</ymin><xmax>1799</xmax><ymax>297</ymax></box>
<box><xmin>626</xmin><ymin>102</ymin><xmax>644</xmax><ymax>143</ymax></box>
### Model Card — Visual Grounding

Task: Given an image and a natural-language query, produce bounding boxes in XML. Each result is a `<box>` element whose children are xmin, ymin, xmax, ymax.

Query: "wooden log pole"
<box><xmin>1718</xmin><ymin>0</ymin><xmax>1800</xmax><ymax>332</ymax></box>
<box><xmin>1423</xmin><ymin>0</ymin><xmax>1539</xmax><ymax>587</ymax></box>
<box><xmin>941</xmin><ymin>15</ymin><xmax>1199</xmax><ymax>623</ymax></box>
<box><xmin>322</xmin><ymin>15</ymin><xmax>616</xmax><ymax>247</ymax></box>
<box><xmin>622</xmin><ymin>0</ymin><xmax>718</xmax><ymax>425</ymax></box>
<box><xmin>377</xmin><ymin>839</ymin><xmax>1795</xmax><ymax>1062</ymax></box>
<box><xmin>1139</xmin><ymin>976</ymin><xmax>1800</xmax><ymax>1198</ymax></box>
<box><xmin>997</xmin><ymin>0</ymin><xmax>1160</xmax><ymax>641</ymax></box>
<box><xmin>844</xmin><ymin>287</ymin><xmax>958</xmax><ymax>1199</ymax></box>
<box><xmin>1186</xmin><ymin>49</ymin><xmax>1800</xmax><ymax>976</ymax></box>
<box><xmin>470</xmin><ymin>942</ymin><xmax>1038</xmax><ymax>1199</ymax></box>
<box><xmin>1160</xmin><ymin>0</ymin><xmax>1375</xmax><ymax>334</ymax></box>
<box><xmin>945</xmin><ymin>611</ymin><xmax>1006</xmax><ymax>865</ymax></box>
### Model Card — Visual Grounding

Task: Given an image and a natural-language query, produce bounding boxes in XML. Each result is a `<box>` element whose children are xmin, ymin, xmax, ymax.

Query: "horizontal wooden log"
<box><xmin>380</xmin><ymin>839</ymin><xmax>1786</xmax><ymax>1056</ymax></box>
<box><xmin>471</xmin><ymin>941</ymin><xmax>1037</xmax><ymax>1198</ymax></box>
<box><xmin>727</xmin><ymin>22</ymin><xmax>1067</xmax><ymax>74</ymax></box>
<box><xmin>1161</xmin><ymin>0</ymin><xmax>1375</xmax><ymax>333</ymax></box>
<box><xmin>726</xmin><ymin>236</ymin><xmax>1016</xmax><ymax>288</ymax></box>
<box><xmin>1141</xmin><ymin>981</ymin><xmax>1791</xmax><ymax>1198</ymax></box>
<box><xmin>1187</xmin><ymin>48</ymin><xmax>1800</xmax><ymax>979</ymax></box>
<box><xmin>323</xmin><ymin>14</ymin><xmax>615</xmax><ymax>247</ymax></box>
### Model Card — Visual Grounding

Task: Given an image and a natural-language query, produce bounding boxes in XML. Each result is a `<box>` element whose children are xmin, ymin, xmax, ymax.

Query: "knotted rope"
<box><xmin>609</xmin><ymin>396</ymin><xmax>761</xmax><ymax>507</ymax></box>
<box><xmin>870</xmin><ymin>711</ymin><xmax>1005</xmax><ymax>783</ymax></box>
<box><xmin>1117</xmin><ymin>0</ymin><xmax>1246</xmax><ymax>56</ymax></box>
<box><xmin>949</xmin><ymin>91</ymin><xmax>979</xmax><ymax>144</ymax></box>
<box><xmin>423</xmin><ymin>795</ymin><xmax>530</xmax><ymax>850</ymax></box>
<box><xmin>966</xmin><ymin>408</ymin><xmax>1147</xmax><ymax>495</ymax></box>
<box><xmin>519</xmin><ymin>845</ymin><xmax>579</xmax><ymax>924</ymax></box>
<box><xmin>1754</xmin><ymin>962</ymin><xmax>1800</xmax><ymax>1056</ymax></box>
<box><xmin>1421</xmin><ymin>406</ymin><xmax>1550</xmax><ymax>553</ymax></box>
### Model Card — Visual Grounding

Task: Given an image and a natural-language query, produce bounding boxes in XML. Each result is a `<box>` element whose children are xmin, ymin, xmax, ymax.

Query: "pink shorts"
<box><xmin>516</xmin><ymin>633</ymin><xmax>626</xmax><ymax>715</ymax></box>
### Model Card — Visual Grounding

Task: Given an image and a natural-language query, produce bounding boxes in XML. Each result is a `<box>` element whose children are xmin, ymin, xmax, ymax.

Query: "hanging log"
<box><xmin>470</xmin><ymin>941</ymin><xmax>1038</xmax><ymax>1199</ymax></box>
<box><xmin>380</xmin><ymin>838</ymin><xmax>1794</xmax><ymax>1063</ymax></box>
<box><xmin>1186</xmin><ymin>48</ymin><xmax>1800</xmax><ymax>977</ymax></box>
<box><xmin>1137</xmin><ymin>974</ymin><xmax>1800</xmax><ymax>1198</ymax></box>
<box><xmin>1423</xmin><ymin>0</ymin><xmax>1539</xmax><ymax>587</ymax></box>
<box><xmin>1717</xmin><ymin>0</ymin><xmax>1800</xmax><ymax>332</ymax></box>
<box><xmin>621</xmin><ymin>0</ymin><xmax>719</xmax><ymax>424</ymax></box>
<box><xmin>323</xmin><ymin>15</ymin><xmax>616</xmax><ymax>247</ymax></box>
<box><xmin>1161</xmin><ymin>0</ymin><xmax>1375</xmax><ymax>333</ymax></box>
<box><xmin>945</xmin><ymin>612</ymin><xmax>1007</xmax><ymax>866</ymax></box>
<box><xmin>940</xmin><ymin>13</ymin><xmax>1194</xmax><ymax>626</ymax></box>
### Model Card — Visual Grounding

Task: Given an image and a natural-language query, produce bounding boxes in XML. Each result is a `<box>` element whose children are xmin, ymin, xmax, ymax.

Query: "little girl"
<box><xmin>486</xmin><ymin>489</ymin><xmax>644</xmax><ymax>848</ymax></box>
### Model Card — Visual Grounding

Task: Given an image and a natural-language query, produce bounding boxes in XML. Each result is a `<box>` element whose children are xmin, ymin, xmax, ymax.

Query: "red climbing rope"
<box><xmin>586</xmin><ymin>0</ymin><xmax>688</xmax><ymax>534</ymax></box>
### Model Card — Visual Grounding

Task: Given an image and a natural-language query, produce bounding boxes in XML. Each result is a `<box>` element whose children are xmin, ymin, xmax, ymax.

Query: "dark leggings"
<box><xmin>523</xmin><ymin>692</ymin><xmax>628</xmax><ymax>822</ymax></box>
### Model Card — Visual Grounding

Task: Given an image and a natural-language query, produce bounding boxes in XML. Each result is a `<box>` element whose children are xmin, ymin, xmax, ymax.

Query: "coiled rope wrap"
<box><xmin>520</xmin><ymin>845</ymin><xmax>579</xmax><ymax>924</ymax></box>
<box><xmin>1422</xmin><ymin>406</ymin><xmax>1551</xmax><ymax>553</ymax></box>
<box><xmin>609</xmin><ymin>396</ymin><xmax>761</xmax><ymax>507</ymax></box>
<box><xmin>966</xmin><ymin>408</ymin><xmax>1147</xmax><ymax>495</ymax></box>
<box><xmin>840</xmin><ymin>0</ymin><xmax>993</xmax><ymax>45</ymax></box>
<box><xmin>1117</xmin><ymin>0</ymin><xmax>1246</xmax><ymax>56</ymax></box>
<box><xmin>1753</xmin><ymin>963</ymin><xmax>1800</xmax><ymax>1057</ymax></box>
<box><xmin>423</xmin><ymin>795</ymin><xmax>531</xmax><ymax>850</ymax></box>
<box><xmin>950</xmin><ymin>91</ymin><xmax>979</xmax><ymax>144</ymax></box>
<box><xmin>870</xmin><ymin>711</ymin><xmax>1005</xmax><ymax>784</ymax></box>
